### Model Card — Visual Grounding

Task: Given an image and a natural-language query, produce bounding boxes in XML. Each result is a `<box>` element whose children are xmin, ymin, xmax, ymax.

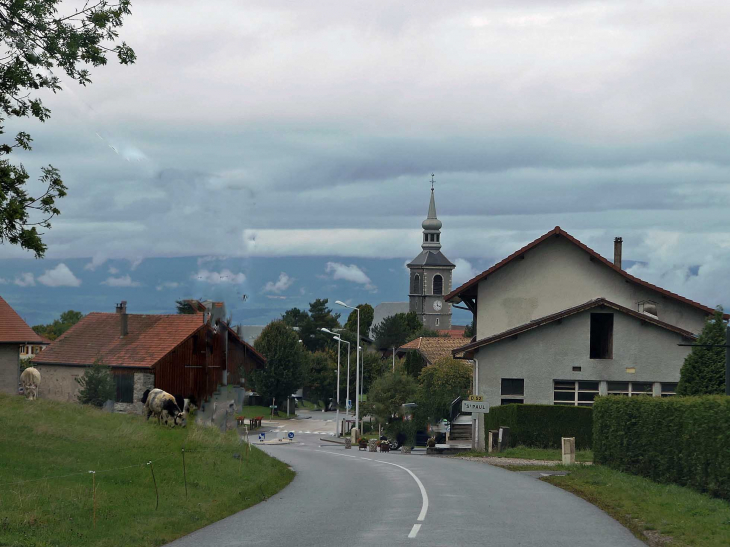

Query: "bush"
<box><xmin>593</xmin><ymin>395</ymin><xmax>730</xmax><ymax>500</ymax></box>
<box><xmin>484</xmin><ymin>404</ymin><xmax>593</xmax><ymax>449</ymax></box>
<box><xmin>76</xmin><ymin>363</ymin><xmax>115</xmax><ymax>407</ymax></box>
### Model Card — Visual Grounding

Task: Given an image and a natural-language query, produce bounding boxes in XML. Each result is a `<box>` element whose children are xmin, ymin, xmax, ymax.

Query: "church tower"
<box><xmin>407</xmin><ymin>179</ymin><xmax>455</xmax><ymax>330</ymax></box>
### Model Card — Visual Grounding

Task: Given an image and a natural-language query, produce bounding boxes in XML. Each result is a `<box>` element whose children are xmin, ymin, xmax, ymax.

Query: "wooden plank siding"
<box><xmin>152</xmin><ymin>325</ymin><xmax>265</xmax><ymax>403</ymax></box>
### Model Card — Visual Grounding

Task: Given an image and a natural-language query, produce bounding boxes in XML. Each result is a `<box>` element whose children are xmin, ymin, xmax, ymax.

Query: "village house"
<box><xmin>0</xmin><ymin>296</ymin><xmax>50</xmax><ymax>395</ymax></box>
<box><xmin>446</xmin><ymin>227</ymin><xmax>727</xmax><ymax>449</ymax></box>
<box><xmin>31</xmin><ymin>301</ymin><xmax>265</xmax><ymax>412</ymax></box>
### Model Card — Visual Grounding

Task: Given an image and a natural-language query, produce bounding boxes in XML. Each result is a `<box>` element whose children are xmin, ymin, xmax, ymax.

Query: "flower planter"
<box><xmin>402</xmin><ymin>446</ymin><xmax>412</xmax><ymax>454</ymax></box>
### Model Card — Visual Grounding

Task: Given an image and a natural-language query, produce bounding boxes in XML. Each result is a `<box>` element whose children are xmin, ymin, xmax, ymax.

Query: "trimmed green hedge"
<box><xmin>484</xmin><ymin>404</ymin><xmax>593</xmax><ymax>449</ymax></box>
<box><xmin>593</xmin><ymin>396</ymin><xmax>730</xmax><ymax>500</ymax></box>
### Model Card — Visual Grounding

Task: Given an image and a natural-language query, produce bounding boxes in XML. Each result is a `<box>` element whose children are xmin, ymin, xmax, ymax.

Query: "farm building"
<box><xmin>31</xmin><ymin>302</ymin><xmax>265</xmax><ymax>412</ymax></box>
<box><xmin>0</xmin><ymin>296</ymin><xmax>50</xmax><ymax>395</ymax></box>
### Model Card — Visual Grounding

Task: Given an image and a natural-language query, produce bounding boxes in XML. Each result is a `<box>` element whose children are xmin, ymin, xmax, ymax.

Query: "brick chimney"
<box><xmin>614</xmin><ymin>237</ymin><xmax>623</xmax><ymax>269</ymax></box>
<box><xmin>116</xmin><ymin>301</ymin><xmax>128</xmax><ymax>337</ymax></box>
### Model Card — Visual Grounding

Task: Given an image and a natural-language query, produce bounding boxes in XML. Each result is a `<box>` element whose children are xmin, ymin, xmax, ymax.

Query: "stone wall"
<box><xmin>114</xmin><ymin>372</ymin><xmax>154</xmax><ymax>413</ymax></box>
<box><xmin>34</xmin><ymin>364</ymin><xmax>83</xmax><ymax>402</ymax></box>
<box><xmin>0</xmin><ymin>344</ymin><xmax>19</xmax><ymax>395</ymax></box>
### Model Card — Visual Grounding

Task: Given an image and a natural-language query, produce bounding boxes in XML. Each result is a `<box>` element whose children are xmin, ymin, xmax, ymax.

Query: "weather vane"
<box><xmin>430</xmin><ymin>173</ymin><xmax>435</xmax><ymax>191</ymax></box>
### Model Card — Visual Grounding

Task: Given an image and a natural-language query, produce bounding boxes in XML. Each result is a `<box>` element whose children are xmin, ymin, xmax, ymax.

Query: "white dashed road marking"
<box><xmin>408</xmin><ymin>524</ymin><xmax>422</xmax><ymax>538</ymax></box>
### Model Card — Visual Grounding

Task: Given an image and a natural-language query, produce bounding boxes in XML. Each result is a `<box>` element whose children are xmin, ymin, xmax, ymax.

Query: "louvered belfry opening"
<box><xmin>433</xmin><ymin>274</ymin><xmax>443</xmax><ymax>295</ymax></box>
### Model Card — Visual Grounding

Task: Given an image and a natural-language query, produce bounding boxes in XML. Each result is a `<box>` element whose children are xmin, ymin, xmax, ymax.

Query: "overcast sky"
<box><xmin>1</xmin><ymin>0</ymin><xmax>729</xmax><ymax>315</ymax></box>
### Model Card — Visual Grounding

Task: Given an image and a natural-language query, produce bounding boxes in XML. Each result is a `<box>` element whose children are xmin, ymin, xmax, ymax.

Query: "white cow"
<box><xmin>20</xmin><ymin>367</ymin><xmax>41</xmax><ymax>400</ymax></box>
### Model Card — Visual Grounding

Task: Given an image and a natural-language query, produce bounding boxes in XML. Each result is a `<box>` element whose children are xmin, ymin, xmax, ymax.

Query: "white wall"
<box><xmin>475</xmin><ymin>236</ymin><xmax>709</xmax><ymax>339</ymax></box>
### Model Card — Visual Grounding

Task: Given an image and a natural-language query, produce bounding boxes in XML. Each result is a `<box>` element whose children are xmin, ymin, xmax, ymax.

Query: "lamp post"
<box><xmin>336</xmin><ymin>301</ymin><xmax>360</xmax><ymax>429</ymax></box>
<box><xmin>320</xmin><ymin>328</ymin><xmax>342</xmax><ymax>436</ymax></box>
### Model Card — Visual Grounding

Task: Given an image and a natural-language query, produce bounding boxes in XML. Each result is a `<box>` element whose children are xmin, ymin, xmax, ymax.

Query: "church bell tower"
<box><xmin>407</xmin><ymin>176</ymin><xmax>455</xmax><ymax>330</ymax></box>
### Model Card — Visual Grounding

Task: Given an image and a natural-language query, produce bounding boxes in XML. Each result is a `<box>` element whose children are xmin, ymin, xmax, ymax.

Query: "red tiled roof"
<box><xmin>32</xmin><ymin>313</ymin><xmax>207</xmax><ymax>368</ymax></box>
<box><xmin>0</xmin><ymin>296</ymin><xmax>46</xmax><ymax>344</ymax></box>
<box><xmin>437</xmin><ymin>327</ymin><xmax>467</xmax><ymax>338</ymax></box>
<box><xmin>398</xmin><ymin>336</ymin><xmax>470</xmax><ymax>364</ymax></box>
<box><xmin>453</xmin><ymin>298</ymin><xmax>698</xmax><ymax>357</ymax></box>
<box><xmin>445</xmin><ymin>226</ymin><xmax>729</xmax><ymax>320</ymax></box>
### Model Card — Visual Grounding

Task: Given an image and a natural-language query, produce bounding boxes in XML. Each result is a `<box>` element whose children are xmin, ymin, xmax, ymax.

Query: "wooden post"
<box><xmin>182</xmin><ymin>449</ymin><xmax>187</xmax><ymax>500</ymax></box>
<box><xmin>89</xmin><ymin>471</ymin><xmax>96</xmax><ymax>529</ymax></box>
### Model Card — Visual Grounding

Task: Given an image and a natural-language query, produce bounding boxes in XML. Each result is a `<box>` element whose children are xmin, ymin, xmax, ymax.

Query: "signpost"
<box><xmin>467</xmin><ymin>395</ymin><xmax>484</xmax><ymax>402</ymax></box>
<box><xmin>288</xmin><ymin>432</ymin><xmax>294</xmax><ymax>440</ymax></box>
<box><xmin>258</xmin><ymin>432</ymin><xmax>265</xmax><ymax>442</ymax></box>
<box><xmin>346</xmin><ymin>399</ymin><xmax>352</xmax><ymax>410</ymax></box>
<box><xmin>462</xmin><ymin>400</ymin><xmax>489</xmax><ymax>413</ymax></box>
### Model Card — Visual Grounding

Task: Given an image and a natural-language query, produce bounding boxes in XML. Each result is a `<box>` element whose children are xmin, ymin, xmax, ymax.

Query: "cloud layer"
<box><xmin>0</xmin><ymin>1</ymin><xmax>727</xmax><ymax>313</ymax></box>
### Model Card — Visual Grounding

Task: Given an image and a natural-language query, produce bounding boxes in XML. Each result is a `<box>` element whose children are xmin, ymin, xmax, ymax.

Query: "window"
<box><xmin>436</xmin><ymin>234</ymin><xmax>440</xmax><ymax>242</ymax></box>
<box><xmin>661</xmin><ymin>383</ymin><xmax>678</xmax><ymax>397</ymax></box>
<box><xmin>412</xmin><ymin>274</ymin><xmax>421</xmax><ymax>294</ymax></box>
<box><xmin>435</xmin><ymin>317</ymin><xmax>440</xmax><ymax>326</ymax></box>
<box><xmin>554</xmin><ymin>380</ymin><xmax>599</xmax><ymax>406</ymax></box>
<box><xmin>501</xmin><ymin>378</ymin><xmax>524</xmax><ymax>396</ymax></box>
<box><xmin>114</xmin><ymin>374</ymin><xmax>134</xmax><ymax>403</ymax></box>
<box><xmin>433</xmin><ymin>274</ymin><xmax>443</xmax><ymax>295</ymax></box>
<box><xmin>607</xmin><ymin>382</ymin><xmax>653</xmax><ymax>397</ymax></box>
<box><xmin>501</xmin><ymin>399</ymin><xmax>524</xmax><ymax>405</ymax></box>
<box><xmin>590</xmin><ymin>313</ymin><xmax>613</xmax><ymax>359</ymax></box>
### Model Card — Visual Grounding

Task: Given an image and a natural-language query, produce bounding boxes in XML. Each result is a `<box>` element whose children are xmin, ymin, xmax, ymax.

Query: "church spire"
<box><xmin>422</xmin><ymin>174</ymin><xmax>442</xmax><ymax>251</ymax></box>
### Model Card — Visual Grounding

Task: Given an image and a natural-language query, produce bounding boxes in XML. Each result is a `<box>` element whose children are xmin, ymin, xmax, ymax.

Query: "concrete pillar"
<box><xmin>487</xmin><ymin>430</ymin><xmax>499</xmax><ymax>453</ymax></box>
<box><xmin>497</xmin><ymin>426</ymin><xmax>510</xmax><ymax>452</ymax></box>
<box><xmin>562</xmin><ymin>437</ymin><xmax>576</xmax><ymax>465</ymax></box>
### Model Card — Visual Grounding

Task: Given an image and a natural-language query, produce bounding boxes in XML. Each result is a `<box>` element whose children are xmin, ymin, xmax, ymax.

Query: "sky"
<box><xmin>1</xmin><ymin>1</ymin><xmax>729</xmax><ymax>326</ymax></box>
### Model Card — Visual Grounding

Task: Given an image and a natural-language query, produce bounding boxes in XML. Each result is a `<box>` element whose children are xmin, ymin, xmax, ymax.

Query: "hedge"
<box><xmin>484</xmin><ymin>404</ymin><xmax>593</xmax><ymax>449</ymax></box>
<box><xmin>593</xmin><ymin>396</ymin><xmax>730</xmax><ymax>500</ymax></box>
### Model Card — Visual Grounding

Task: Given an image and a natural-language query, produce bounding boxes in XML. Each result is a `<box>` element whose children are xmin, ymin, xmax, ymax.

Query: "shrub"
<box><xmin>76</xmin><ymin>363</ymin><xmax>115</xmax><ymax>407</ymax></box>
<box><xmin>484</xmin><ymin>404</ymin><xmax>593</xmax><ymax>449</ymax></box>
<box><xmin>593</xmin><ymin>395</ymin><xmax>730</xmax><ymax>500</ymax></box>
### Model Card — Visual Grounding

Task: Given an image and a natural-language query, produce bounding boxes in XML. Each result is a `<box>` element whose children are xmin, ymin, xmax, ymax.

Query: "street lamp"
<box><xmin>320</xmin><ymin>327</ymin><xmax>342</xmax><ymax>436</ymax></box>
<box><xmin>336</xmin><ymin>301</ymin><xmax>361</xmax><ymax>429</ymax></box>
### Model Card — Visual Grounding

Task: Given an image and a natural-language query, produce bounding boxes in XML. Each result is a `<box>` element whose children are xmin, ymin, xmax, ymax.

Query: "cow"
<box><xmin>173</xmin><ymin>394</ymin><xmax>198</xmax><ymax>415</ymax></box>
<box><xmin>141</xmin><ymin>388</ymin><xmax>185</xmax><ymax>427</ymax></box>
<box><xmin>20</xmin><ymin>367</ymin><xmax>41</xmax><ymax>400</ymax></box>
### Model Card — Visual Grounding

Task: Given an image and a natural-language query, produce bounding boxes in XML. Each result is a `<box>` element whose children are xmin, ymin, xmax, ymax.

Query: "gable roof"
<box><xmin>397</xmin><ymin>336</ymin><xmax>470</xmax><ymax>364</ymax></box>
<box><xmin>0</xmin><ymin>296</ymin><xmax>46</xmax><ymax>344</ymax></box>
<box><xmin>224</xmin><ymin>323</ymin><xmax>267</xmax><ymax>365</ymax></box>
<box><xmin>445</xmin><ymin>226</ymin><xmax>728</xmax><ymax>319</ymax></box>
<box><xmin>453</xmin><ymin>298</ymin><xmax>698</xmax><ymax>357</ymax></box>
<box><xmin>32</xmin><ymin>313</ymin><xmax>207</xmax><ymax>368</ymax></box>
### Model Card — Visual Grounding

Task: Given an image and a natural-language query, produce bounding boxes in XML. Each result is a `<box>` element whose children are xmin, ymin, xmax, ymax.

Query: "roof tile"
<box><xmin>0</xmin><ymin>296</ymin><xmax>46</xmax><ymax>344</ymax></box>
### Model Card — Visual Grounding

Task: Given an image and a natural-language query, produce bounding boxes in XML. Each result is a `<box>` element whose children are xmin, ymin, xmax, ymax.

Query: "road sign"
<box><xmin>467</xmin><ymin>395</ymin><xmax>484</xmax><ymax>402</ymax></box>
<box><xmin>288</xmin><ymin>432</ymin><xmax>294</xmax><ymax>439</ymax></box>
<box><xmin>346</xmin><ymin>399</ymin><xmax>352</xmax><ymax>410</ymax></box>
<box><xmin>462</xmin><ymin>400</ymin><xmax>489</xmax><ymax>413</ymax></box>
<box><xmin>258</xmin><ymin>433</ymin><xmax>265</xmax><ymax>442</ymax></box>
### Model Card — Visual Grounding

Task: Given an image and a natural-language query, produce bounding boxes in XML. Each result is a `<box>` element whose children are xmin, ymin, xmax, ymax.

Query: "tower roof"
<box><xmin>422</xmin><ymin>189</ymin><xmax>442</xmax><ymax>231</ymax></box>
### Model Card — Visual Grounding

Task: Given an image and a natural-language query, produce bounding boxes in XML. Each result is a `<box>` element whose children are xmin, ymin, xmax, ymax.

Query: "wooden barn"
<box><xmin>31</xmin><ymin>302</ymin><xmax>265</xmax><ymax>412</ymax></box>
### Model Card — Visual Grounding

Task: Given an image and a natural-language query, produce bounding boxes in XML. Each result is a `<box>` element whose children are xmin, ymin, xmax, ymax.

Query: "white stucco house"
<box><xmin>446</xmin><ymin>227</ymin><xmax>727</xmax><ymax>449</ymax></box>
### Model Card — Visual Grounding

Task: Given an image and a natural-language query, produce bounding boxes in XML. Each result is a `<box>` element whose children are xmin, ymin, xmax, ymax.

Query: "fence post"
<box><xmin>88</xmin><ymin>471</ymin><xmax>96</xmax><ymax>528</ymax></box>
<box><xmin>182</xmin><ymin>449</ymin><xmax>187</xmax><ymax>500</ymax></box>
<box><xmin>147</xmin><ymin>461</ymin><xmax>159</xmax><ymax>510</ymax></box>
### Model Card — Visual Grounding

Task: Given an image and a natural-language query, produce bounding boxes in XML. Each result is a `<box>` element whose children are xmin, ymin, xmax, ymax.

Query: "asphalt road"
<box><xmin>166</xmin><ymin>423</ymin><xmax>642</xmax><ymax>547</ymax></box>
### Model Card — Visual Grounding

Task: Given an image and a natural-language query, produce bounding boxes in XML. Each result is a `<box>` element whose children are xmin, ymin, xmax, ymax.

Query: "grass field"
<box><xmin>541</xmin><ymin>465</ymin><xmax>730</xmax><ymax>546</ymax></box>
<box><xmin>457</xmin><ymin>446</ymin><xmax>594</xmax><ymax>462</ymax></box>
<box><xmin>0</xmin><ymin>394</ymin><xmax>294</xmax><ymax>547</ymax></box>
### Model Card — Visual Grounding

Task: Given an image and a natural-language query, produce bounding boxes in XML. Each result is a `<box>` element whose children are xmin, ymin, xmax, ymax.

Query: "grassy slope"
<box><xmin>0</xmin><ymin>394</ymin><xmax>294</xmax><ymax>547</ymax></box>
<box><xmin>543</xmin><ymin>466</ymin><xmax>730</xmax><ymax>547</ymax></box>
<box><xmin>239</xmin><ymin>405</ymin><xmax>294</xmax><ymax>420</ymax></box>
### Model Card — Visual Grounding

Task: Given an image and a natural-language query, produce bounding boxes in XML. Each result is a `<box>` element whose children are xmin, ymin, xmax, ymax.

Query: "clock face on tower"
<box><xmin>433</xmin><ymin>300</ymin><xmax>443</xmax><ymax>311</ymax></box>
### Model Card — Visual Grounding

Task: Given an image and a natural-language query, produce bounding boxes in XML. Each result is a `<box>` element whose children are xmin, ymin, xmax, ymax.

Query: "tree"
<box><xmin>304</xmin><ymin>350</ymin><xmax>337</xmax><ymax>405</ymax></box>
<box><xmin>32</xmin><ymin>309</ymin><xmax>83</xmax><ymax>340</ymax></box>
<box><xmin>362</xmin><ymin>350</ymin><xmax>387</xmax><ymax>394</ymax></box>
<box><xmin>76</xmin><ymin>361</ymin><xmax>115</xmax><ymax>407</ymax></box>
<box><xmin>281</xmin><ymin>307</ymin><xmax>309</xmax><ymax>327</ymax></box>
<box><xmin>366</xmin><ymin>368</ymin><xmax>418</xmax><ymax>425</ymax></box>
<box><xmin>464</xmin><ymin>319</ymin><xmax>475</xmax><ymax>338</ymax></box>
<box><xmin>677</xmin><ymin>307</ymin><xmax>727</xmax><ymax>396</ymax></box>
<box><xmin>344</xmin><ymin>304</ymin><xmax>374</xmax><ymax>336</ymax></box>
<box><xmin>371</xmin><ymin>311</ymin><xmax>436</xmax><ymax>350</ymax></box>
<box><xmin>300</xmin><ymin>299</ymin><xmax>340</xmax><ymax>352</ymax></box>
<box><xmin>0</xmin><ymin>0</ymin><xmax>135</xmax><ymax>258</ymax></box>
<box><xmin>416</xmin><ymin>357</ymin><xmax>472</xmax><ymax>422</ymax></box>
<box><xmin>402</xmin><ymin>351</ymin><xmax>426</xmax><ymax>378</ymax></box>
<box><xmin>176</xmin><ymin>300</ymin><xmax>197</xmax><ymax>314</ymax></box>
<box><xmin>252</xmin><ymin>321</ymin><xmax>307</xmax><ymax>403</ymax></box>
